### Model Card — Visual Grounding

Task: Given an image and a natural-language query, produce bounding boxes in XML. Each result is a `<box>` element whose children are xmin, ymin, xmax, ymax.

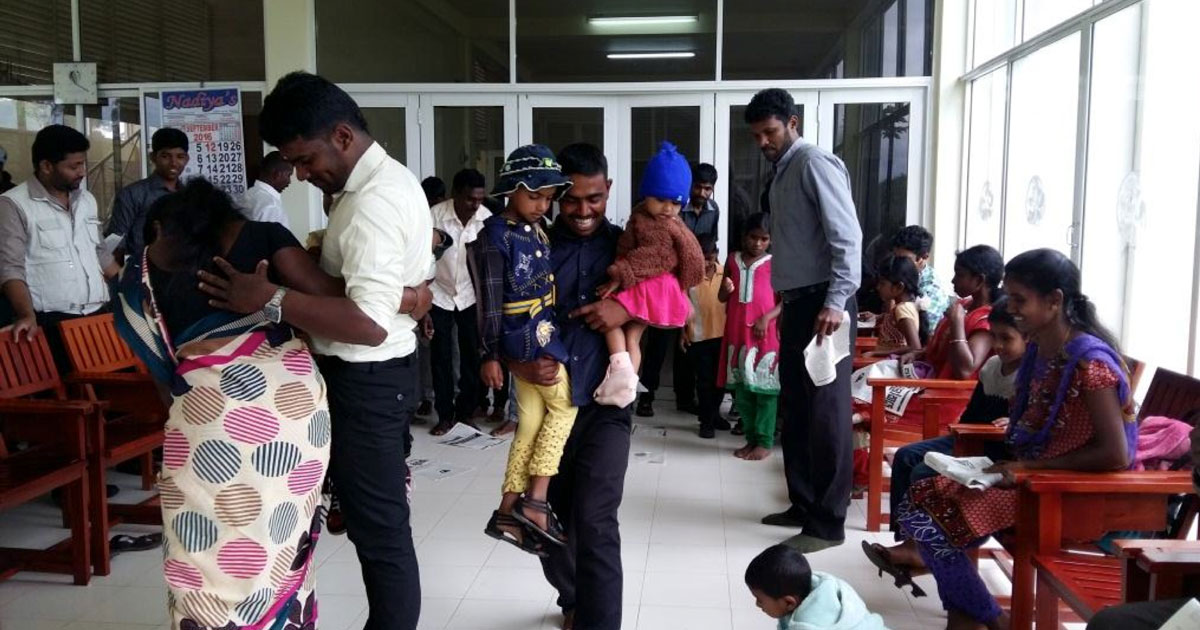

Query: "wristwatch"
<box><xmin>263</xmin><ymin>287</ymin><xmax>287</xmax><ymax>324</ymax></box>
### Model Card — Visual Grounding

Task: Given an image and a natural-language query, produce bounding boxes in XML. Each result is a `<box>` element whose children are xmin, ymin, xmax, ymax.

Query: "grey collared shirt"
<box><xmin>681</xmin><ymin>198</ymin><xmax>720</xmax><ymax>245</ymax></box>
<box><xmin>768</xmin><ymin>138</ymin><xmax>862</xmax><ymax>310</ymax></box>
<box><xmin>105</xmin><ymin>173</ymin><xmax>174</xmax><ymax>255</ymax></box>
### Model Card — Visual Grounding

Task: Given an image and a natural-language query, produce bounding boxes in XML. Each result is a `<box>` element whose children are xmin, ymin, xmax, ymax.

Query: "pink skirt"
<box><xmin>613</xmin><ymin>272</ymin><xmax>692</xmax><ymax>328</ymax></box>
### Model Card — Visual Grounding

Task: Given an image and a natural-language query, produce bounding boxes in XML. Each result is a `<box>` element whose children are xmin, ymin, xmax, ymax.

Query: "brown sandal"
<box><xmin>485</xmin><ymin>510</ymin><xmax>548</xmax><ymax>558</ymax></box>
<box><xmin>512</xmin><ymin>497</ymin><xmax>568</xmax><ymax>547</ymax></box>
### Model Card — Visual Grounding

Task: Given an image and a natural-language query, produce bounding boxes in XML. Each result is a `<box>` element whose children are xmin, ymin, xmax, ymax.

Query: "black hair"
<box><xmin>452</xmin><ymin>169</ymin><xmax>486</xmax><ymax>193</ymax></box>
<box><xmin>557</xmin><ymin>142</ymin><xmax>608</xmax><ymax>178</ymax></box>
<box><xmin>745</xmin><ymin>88</ymin><xmax>797</xmax><ymax>126</ymax></box>
<box><xmin>986</xmin><ymin>295</ymin><xmax>1018</xmax><ymax>330</ymax></box>
<box><xmin>877</xmin><ymin>254</ymin><xmax>929</xmax><ymax>343</ymax></box>
<box><xmin>742</xmin><ymin>212</ymin><xmax>770</xmax><ymax>238</ymax></box>
<box><xmin>1004</xmin><ymin>248</ymin><xmax>1122</xmax><ymax>353</ymax></box>
<box><xmin>144</xmin><ymin>178</ymin><xmax>247</xmax><ymax>303</ymax></box>
<box><xmin>876</xmin><ymin>254</ymin><xmax>921</xmax><ymax>300</ymax></box>
<box><xmin>259</xmin><ymin>71</ymin><xmax>369</xmax><ymax>146</ymax></box>
<box><xmin>890</xmin><ymin>225</ymin><xmax>934</xmax><ymax>259</ymax></box>
<box><xmin>955</xmin><ymin>244</ymin><xmax>1005</xmax><ymax>302</ymax></box>
<box><xmin>697</xmin><ymin>234</ymin><xmax>718</xmax><ymax>256</ymax></box>
<box><xmin>692</xmin><ymin>162</ymin><xmax>718</xmax><ymax>185</ymax></box>
<box><xmin>260</xmin><ymin>151</ymin><xmax>291</xmax><ymax>176</ymax></box>
<box><xmin>151</xmin><ymin>128</ymin><xmax>189</xmax><ymax>153</ymax></box>
<box><xmin>744</xmin><ymin>545</ymin><xmax>813</xmax><ymax>600</ymax></box>
<box><xmin>421</xmin><ymin>176</ymin><xmax>446</xmax><ymax>205</ymax></box>
<box><xmin>31</xmin><ymin>124</ymin><xmax>89</xmax><ymax>169</ymax></box>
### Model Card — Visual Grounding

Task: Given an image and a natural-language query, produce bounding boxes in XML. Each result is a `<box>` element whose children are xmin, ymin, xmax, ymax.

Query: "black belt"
<box><xmin>780</xmin><ymin>282</ymin><xmax>829</xmax><ymax>303</ymax></box>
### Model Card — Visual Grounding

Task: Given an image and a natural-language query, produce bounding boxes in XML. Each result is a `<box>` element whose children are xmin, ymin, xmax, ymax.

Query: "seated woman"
<box><xmin>114</xmin><ymin>179</ymin><xmax>429</xmax><ymax>629</ymax></box>
<box><xmin>851</xmin><ymin>245</ymin><xmax>1005</xmax><ymax>487</ymax></box>
<box><xmin>866</xmin><ymin>248</ymin><xmax>1137</xmax><ymax>630</ymax></box>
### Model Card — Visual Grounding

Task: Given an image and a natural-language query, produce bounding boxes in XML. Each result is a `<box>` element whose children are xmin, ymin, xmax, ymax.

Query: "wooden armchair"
<box><xmin>1012</xmin><ymin>471</ymin><xmax>1196</xmax><ymax>629</ymax></box>
<box><xmin>0</xmin><ymin>330</ymin><xmax>96</xmax><ymax>585</ymax></box>
<box><xmin>57</xmin><ymin>313</ymin><xmax>166</xmax><ymax>576</ymax></box>
<box><xmin>863</xmin><ymin>376</ymin><xmax>977</xmax><ymax>531</ymax></box>
<box><xmin>1002</xmin><ymin>364</ymin><xmax>1200</xmax><ymax>630</ymax></box>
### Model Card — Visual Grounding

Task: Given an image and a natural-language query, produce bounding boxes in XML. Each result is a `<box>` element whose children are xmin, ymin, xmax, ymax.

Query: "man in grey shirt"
<box><xmin>748</xmin><ymin>88</ymin><xmax>862</xmax><ymax>552</ymax></box>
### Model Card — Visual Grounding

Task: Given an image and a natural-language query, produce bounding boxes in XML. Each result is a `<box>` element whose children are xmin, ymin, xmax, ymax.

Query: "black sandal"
<box><xmin>512</xmin><ymin>497</ymin><xmax>568</xmax><ymax>547</ymax></box>
<box><xmin>110</xmin><ymin>533</ymin><xmax>163</xmax><ymax>554</ymax></box>
<box><xmin>485</xmin><ymin>510</ymin><xmax>548</xmax><ymax>558</ymax></box>
<box><xmin>861</xmin><ymin>541</ymin><xmax>926</xmax><ymax>597</ymax></box>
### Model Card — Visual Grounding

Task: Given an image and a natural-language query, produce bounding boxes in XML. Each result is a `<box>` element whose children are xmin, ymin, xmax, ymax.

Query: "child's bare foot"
<box><xmin>733</xmin><ymin>443</ymin><xmax>753</xmax><ymax>458</ymax></box>
<box><xmin>490</xmin><ymin>420</ymin><xmax>517</xmax><ymax>436</ymax></box>
<box><xmin>744</xmin><ymin>446</ymin><xmax>771</xmax><ymax>460</ymax></box>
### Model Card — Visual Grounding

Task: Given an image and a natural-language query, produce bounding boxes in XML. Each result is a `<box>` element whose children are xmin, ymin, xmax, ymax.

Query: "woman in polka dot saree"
<box><xmin>114</xmin><ymin>180</ymin><xmax>335</xmax><ymax>630</ymax></box>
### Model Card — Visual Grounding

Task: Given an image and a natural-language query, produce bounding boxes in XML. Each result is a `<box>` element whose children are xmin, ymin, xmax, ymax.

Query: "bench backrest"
<box><xmin>58</xmin><ymin>313</ymin><xmax>145</xmax><ymax>374</ymax></box>
<box><xmin>0</xmin><ymin>330</ymin><xmax>65</xmax><ymax>399</ymax></box>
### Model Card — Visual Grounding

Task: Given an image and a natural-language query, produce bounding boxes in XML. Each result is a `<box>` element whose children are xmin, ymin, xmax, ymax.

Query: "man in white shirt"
<box><xmin>0</xmin><ymin>125</ymin><xmax>109</xmax><ymax>372</ymax></box>
<box><xmin>240</xmin><ymin>150</ymin><xmax>292</xmax><ymax>227</ymax></box>
<box><xmin>197</xmin><ymin>73</ymin><xmax>432</xmax><ymax>630</ymax></box>
<box><xmin>427</xmin><ymin>168</ymin><xmax>490</xmax><ymax>435</ymax></box>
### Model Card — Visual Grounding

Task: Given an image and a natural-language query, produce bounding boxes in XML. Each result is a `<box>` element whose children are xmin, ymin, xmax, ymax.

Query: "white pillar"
<box><xmin>928</xmin><ymin>0</ymin><xmax>969</xmax><ymax>270</ymax></box>
<box><xmin>263</xmin><ymin>0</ymin><xmax>322</xmax><ymax>238</ymax></box>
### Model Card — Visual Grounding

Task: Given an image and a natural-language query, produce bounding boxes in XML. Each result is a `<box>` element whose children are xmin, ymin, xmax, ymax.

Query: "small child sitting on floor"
<box><xmin>746</xmin><ymin>545</ymin><xmax>888</xmax><ymax>630</ymax></box>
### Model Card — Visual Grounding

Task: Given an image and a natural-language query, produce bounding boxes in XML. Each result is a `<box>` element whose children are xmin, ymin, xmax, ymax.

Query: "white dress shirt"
<box><xmin>309</xmin><ymin>142</ymin><xmax>433</xmax><ymax>362</ymax></box>
<box><xmin>429</xmin><ymin>198</ymin><xmax>490</xmax><ymax>311</ymax></box>
<box><xmin>240</xmin><ymin>180</ymin><xmax>289</xmax><ymax>228</ymax></box>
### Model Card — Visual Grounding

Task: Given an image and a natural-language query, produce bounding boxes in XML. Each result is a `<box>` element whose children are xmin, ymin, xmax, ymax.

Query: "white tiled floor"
<box><xmin>0</xmin><ymin>403</ymin><xmax>962</xmax><ymax>630</ymax></box>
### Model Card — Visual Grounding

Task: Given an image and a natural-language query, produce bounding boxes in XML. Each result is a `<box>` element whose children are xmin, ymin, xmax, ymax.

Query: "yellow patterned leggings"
<box><xmin>502</xmin><ymin>365</ymin><xmax>578</xmax><ymax>494</ymax></box>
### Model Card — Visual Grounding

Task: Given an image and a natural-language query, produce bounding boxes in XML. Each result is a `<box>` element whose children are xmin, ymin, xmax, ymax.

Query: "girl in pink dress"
<box><xmin>718</xmin><ymin>213</ymin><xmax>781</xmax><ymax>460</ymax></box>
<box><xmin>593</xmin><ymin>142</ymin><xmax>706</xmax><ymax>407</ymax></box>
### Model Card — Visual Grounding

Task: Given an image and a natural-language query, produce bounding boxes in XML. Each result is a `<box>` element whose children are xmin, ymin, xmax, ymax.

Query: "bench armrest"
<box><xmin>0</xmin><ymin>398</ymin><xmax>105</xmax><ymax>415</ymax></box>
<box><xmin>866</xmin><ymin>377</ymin><xmax>978</xmax><ymax>390</ymax></box>
<box><xmin>64</xmin><ymin>371</ymin><xmax>156</xmax><ymax>386</ymax></box>
<box><xmin>1014</xmin><ymin>470</ymin><xmax>1196</xmax><ymax>494</ymax></box>
<box><xmin>949</xmin><ymin>423</ymin><xmax>1007</xmax><ymax>438</ymax></box>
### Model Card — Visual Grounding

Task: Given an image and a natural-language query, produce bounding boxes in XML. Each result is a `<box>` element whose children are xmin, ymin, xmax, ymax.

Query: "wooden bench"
<box><xmin>0</xmin><ymin>330</ymin><xmax>95</xmax><ymax>585</ymax></box>
<box><xmin>1006</xmin><ymin>365</ymin><xmax>1200</xmax><ymax>630</ymax></box>
<box><xmin>58</xmin><ymin>313</ymin><xmax>166</xmax><ymax>576</ymax></box>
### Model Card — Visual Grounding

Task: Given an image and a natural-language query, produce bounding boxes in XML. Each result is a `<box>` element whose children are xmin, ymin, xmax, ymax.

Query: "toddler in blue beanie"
<box><xmin>592</xmin><ymin>141</ymin><xmax>706</xmax><ymax>406</ymax></box>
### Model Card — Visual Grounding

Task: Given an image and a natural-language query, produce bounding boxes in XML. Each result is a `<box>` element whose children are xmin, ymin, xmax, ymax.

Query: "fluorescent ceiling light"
<box><xmin>589</xmin><ymin>15</ymin><xmax>698</xmax><ymax>26</ymax></box>
<box><xmin>607</xmin><ymin>52</ymin><xmax>696</xmax><ymax>60</ymax></box>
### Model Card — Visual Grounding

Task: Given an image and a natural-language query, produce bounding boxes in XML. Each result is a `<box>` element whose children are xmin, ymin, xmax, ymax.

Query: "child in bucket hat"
<box><xmin>476</xmin><ymin>144</ymin><xmax>578</xmax><ymax>556</ymax></box>
<box><xmin>592</xmin><ymin>141</ymin><xmax>706</xmax><ymax>407</ymax></box>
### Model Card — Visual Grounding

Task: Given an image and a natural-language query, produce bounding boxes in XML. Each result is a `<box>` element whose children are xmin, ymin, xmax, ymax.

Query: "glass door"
<box><xmin>419</xmin><ymin>94</ymin><xmax>518</xmax><ymax>195</ymax></box>
<box><xmin>517</xmin><ymin>94</ymin><xmax>618</xmax><ymax>221</ymax></box>
<box><xmin>617</xmin><ymin>94</ymin><xmax>714</xmax><ymax>228</ymax></box>
<box><xmin>817</xmin><ymin>86</ymin><xmax>927</xmax><ymax>263</ymax></box>
<box><xmin>353</xmin><ymin>93</ymin><xmax>421</xmax><ymax>172</ymax></box>
<box><xmin>715</xmin><ymin>90</ymin><xmax>818</xmax><ymax>259</ymax></box>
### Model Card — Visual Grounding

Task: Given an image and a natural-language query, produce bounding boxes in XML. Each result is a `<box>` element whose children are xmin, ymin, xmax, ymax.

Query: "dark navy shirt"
<box><xmin>550</xmin><ymin>218</ymin><xmax>622</xmax><ymax>407</ymax></box>
<box><xmin>105</xmin><ymin>173</ymin><xmax>174</xmax><ymax>255</ymax></box>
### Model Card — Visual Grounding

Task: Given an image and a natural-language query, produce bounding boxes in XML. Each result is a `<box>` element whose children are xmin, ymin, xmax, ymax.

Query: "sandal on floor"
<box><xmin>861</xmin><ymin>541</ymin><xmax>926</xmax><ymax>597</ymax></box>
<box><xmin>485</xmin><ymin>510</ymin><xmax>549</xmax><ymax>558</ymax></box>
<box><xmin>110</xmin><ymin>533</ymin><xmax>163</xmax><ymax>554</ymax></box>
<box><xmin>512</xmin><ymin>497</ymin><xmax>568</xmax><ymax>547</ymax></box>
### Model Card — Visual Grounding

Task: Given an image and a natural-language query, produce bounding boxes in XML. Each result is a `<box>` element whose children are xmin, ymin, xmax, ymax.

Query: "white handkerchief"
<box><xmin>803</xmin><ymin>310</ymin><xmax>852</xmax><ymax>386</ymax></box>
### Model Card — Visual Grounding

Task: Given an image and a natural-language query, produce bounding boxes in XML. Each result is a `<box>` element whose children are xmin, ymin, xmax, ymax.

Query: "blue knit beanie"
<box><xmin>639</xmin><ymin>141</ymin><xmax>692</xmax><ymax>205</ymax></box>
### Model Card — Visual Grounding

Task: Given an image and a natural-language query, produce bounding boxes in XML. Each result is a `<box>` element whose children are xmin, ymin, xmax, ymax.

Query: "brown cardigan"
<box><xmin>607</xmin><ymin>205</ymin><xmax>705</xmax><ymax>292</ymax></box>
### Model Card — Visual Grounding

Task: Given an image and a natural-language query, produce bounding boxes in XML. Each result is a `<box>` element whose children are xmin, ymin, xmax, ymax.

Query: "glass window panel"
<box><xmin>80</xmin><ymin>0</ymin><xmax>264</xmax><ymax>82</ymax></box>
<box><xmin>317</xmin><ymin>0</ymin><xmax>509</xmax><ymax>83</ymax></box>
<box><xmin>1022</xmin><ymin>0</ymin><xmax>1092</xmax><ymax>41</ymax></box>
<box><xmin>0</xmin><ymin>97</ymin><xmax>66</xmax><ymax>187</ymax></box>
<box><xmin>832</xmin><ymin>102</ymin><xmax>910</xmax><ymax>258</ymax></box>
<box><xmin>630</xmin><ymin>106</ymin><xmax>700</xmax><ymax>210</ymax></box>
<box><xmin>1080</xmin><ymin>4</ymin><xmax>1140</xmax><ymax>344</ymax></box>
<box><xmin>531</xmin><ymin>108</ymin><xmax>603</xmax><ymax>156</ymax></box>
<box><xmin>0</xmin><ymin>1</ymin><xmax>73</xmax><ymax>85</ymax></box>
<box><xmin>434</xmin><ymin>106</ymin><xmax>505</xmax><ymax>194</ymax></box>
<box><xmin>1125</xmin><ymin>0</ymin><xmax>1200</xmax><ymax>374</ymax></box>
<box><xmin>726</xmin><ymin>103</ymin><xmax>804</xmax><ymax>248</ymax></box>
<box><xmin>963</xmin><ymin>69</ymin><xmax>1006</xmax><ymax>250</ymax></box>
<box><xmin>361</xmin><ymin>108</ymin><xmax>410</xmax><ymax>166</ymax></box>
<box><xmin>971</xmin><ymin>0</ymin><xmax>1016</xmax><ymax>66</ymax></box>
<box><xmin>518</xmin><ymin>0</ymin><xmax>715</xmax><ymax>82</ymax></box>
<box><xmin>722</xmin><ymin>0</ymin><xmax>932</xmax><ymax>79</ymax></box>
<box><xmin>83</xmin><ymin>97</ymin><xmax>143</xmax><ymax>223</ymax></box>
<box><xmin>1002</xmin><ymin>32</ymin><xmax>1080</xmax><ymax>257</ymax></box>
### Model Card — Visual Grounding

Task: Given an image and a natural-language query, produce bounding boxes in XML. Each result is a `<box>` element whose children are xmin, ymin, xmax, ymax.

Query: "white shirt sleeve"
<box><xmin>331</xmin><ymin>190</ymin><xmax>412</xmax><ymax>330</ymax></box>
